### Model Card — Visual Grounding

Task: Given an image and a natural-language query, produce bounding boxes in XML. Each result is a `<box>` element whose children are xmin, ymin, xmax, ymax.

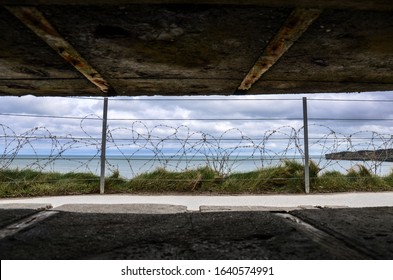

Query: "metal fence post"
<box><xmin>100</xmin><ymin>97</ymin><xmax>108</xmax><ymax>194</ymax></box>
<box><xmin>303</xmin><ymin>97</ymin><xmax>310</xmax><ymax>194</ymax></box>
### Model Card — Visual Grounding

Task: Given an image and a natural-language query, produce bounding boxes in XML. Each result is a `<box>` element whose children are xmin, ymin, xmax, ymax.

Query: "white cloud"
<box><xmin>1</xmin><ymin>92</ymin><xmax>393</xmax><ymax>158</ymax></box>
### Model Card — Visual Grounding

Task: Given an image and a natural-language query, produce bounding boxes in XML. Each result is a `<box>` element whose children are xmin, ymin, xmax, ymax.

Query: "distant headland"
<box><xmin>325</xmin><ymin>149</ymin><xmax>393</xmax><ymax>162</ymax></box>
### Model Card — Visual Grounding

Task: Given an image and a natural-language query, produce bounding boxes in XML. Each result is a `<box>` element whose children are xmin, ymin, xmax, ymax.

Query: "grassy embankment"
<box><xmin>1</xmin><ymin>160</ymin><xmax>393</xmax><ymax>197</ymax></box>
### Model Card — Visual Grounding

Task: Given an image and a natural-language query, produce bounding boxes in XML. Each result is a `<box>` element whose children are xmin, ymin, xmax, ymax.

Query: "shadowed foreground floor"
<box><xmin>0</xmin><ymin>204</ymin><xmax>392</xmax><ymax>259</ymax></box>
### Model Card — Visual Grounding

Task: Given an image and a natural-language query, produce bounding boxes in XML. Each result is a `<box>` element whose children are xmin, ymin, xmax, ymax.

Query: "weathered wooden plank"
<box><xmin>110</xmin><ymin>78</ymin><xmax>240</xmax><ymax>95</ymax></box>
<box><xmin>0</xmin><ymin>79</ymin><xmax>103</xmax><ymax>96</ymax></box>
<box><xmin>247</xmin><ymin>80</ymin><xmax>393</xmax><ymax>94</ymax></box>
<box><xmin>1</xmin><ymin>78</ymin><xmax>393</xmax><ymax>96</ymax></box>
<box><xmin>0</xmin><ymin>78</ymin><xmax>238</xmax><ymax>96</ymax></box>
<box><xmin>116</xmin><ymin>79</ymin><xmax>393</xmax><ymax>95</ymax></box>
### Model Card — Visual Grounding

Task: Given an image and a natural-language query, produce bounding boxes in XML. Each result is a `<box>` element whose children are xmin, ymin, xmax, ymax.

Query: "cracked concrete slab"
<box><xmin>0</xmin><ymin>210</ymin><xmax>337</xmax><ymax>259</ymax></box>
<box><xmin>199</xmin><ymin>205</ymin><xmax>301</xmax><ymax>212</ymax></box>
<box><xmin>0</xmin><ymin>203</ymin><xmax>52</xmax><ymax>229</ymax></box>
<box><xmin>291</xmin><ymin>207</ymin><xmax>393</xmax><ymax>259</ymax></box>
<box><xmin>1</xmin><ymin>207</ymin><xmax>392</xmax><ymax>259</ymax></box>
<box><xmin>53</xmin><ymin>203</ymin><xmax>188</xmax><ymax>214</ymax></box>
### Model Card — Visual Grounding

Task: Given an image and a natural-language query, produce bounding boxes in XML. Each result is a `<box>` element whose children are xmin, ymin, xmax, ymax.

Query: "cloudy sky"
<box><xmin>1</xmin><ymin>91</ymin><xmax>393</xmax><ymax>161</ymax></box>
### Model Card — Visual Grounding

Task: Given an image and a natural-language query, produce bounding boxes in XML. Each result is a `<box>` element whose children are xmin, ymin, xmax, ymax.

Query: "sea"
<box><xmin>2</xmin><ymin>155</ymin><xmax>393</xmax><ymax>178</ymax></box>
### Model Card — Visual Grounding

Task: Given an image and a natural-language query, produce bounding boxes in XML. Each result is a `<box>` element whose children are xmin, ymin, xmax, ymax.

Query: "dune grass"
<box><xmin>1</xmin><ymin>161</ymin><xmax>393</xmax><ymax>198</ymax></box>
<box><xmin>0</xmin><ymin>169</ymin><xmax>100</xmax><ymax>197</ymax></box>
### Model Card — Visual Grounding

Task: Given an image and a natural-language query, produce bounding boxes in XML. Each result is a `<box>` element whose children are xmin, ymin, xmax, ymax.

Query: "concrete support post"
<box><xmin>100</xmin><ymin>97</ymin><xmax>108</xmax><ymax>194</ymax></box>
<box><xmin>303</xmin><ymin>97</ymin><xmax>310</xmax><ymax>194</ymax></box>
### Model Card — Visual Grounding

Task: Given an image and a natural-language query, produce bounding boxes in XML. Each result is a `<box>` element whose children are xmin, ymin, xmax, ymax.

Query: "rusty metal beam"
<box><xmin>6</xmin><ymin>6</ymin><xmax>115</xmax><ymax>96</ymax></box>
<box><xmin>238</xmin><ymin>8</ymin><xmax>321</xmax><ymax>92</ymax></box>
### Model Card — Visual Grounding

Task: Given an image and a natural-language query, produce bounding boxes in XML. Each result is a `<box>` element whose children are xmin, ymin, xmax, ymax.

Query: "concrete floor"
<box><xmin>1</xmin><ymin>192</ymin><xmax>393</xmax><ymax>210</ymax></box>
<box><xmin>1</xmin><ymin>194</ymin><xmax>393</xmax><ymax>260</ymax></box>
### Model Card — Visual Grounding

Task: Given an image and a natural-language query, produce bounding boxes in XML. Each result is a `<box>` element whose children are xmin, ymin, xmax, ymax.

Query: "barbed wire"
<box><xmin>1</xmin><ymin>118</ymin><xmax>393</xmax><ymax>178</ymax></box>
<box><xmin>2</xmin><ymin>112</ymin><xmax>393</xmax><ymax>122</ymax></box>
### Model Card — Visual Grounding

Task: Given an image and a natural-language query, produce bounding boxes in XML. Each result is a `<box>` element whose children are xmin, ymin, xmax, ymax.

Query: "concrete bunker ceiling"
<box><xmin>0</xmin><ymin>0</ymin><xmax>393</xmax><ymax>97</ymax></box>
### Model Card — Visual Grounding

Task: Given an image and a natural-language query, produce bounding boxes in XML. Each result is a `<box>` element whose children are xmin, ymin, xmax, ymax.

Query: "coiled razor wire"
<box><xmin>1</xmin><ymin>119</ymin><xmax>393</xmax><ymax>177</ymax></box>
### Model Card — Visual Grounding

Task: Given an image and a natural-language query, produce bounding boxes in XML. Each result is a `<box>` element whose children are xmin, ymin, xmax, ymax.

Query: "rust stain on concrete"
<box><xmin>6</xmin><ymin>6</ymin><xmax>113</xmax><ymax>95</ymax></box>
<box><xmin>238</xmin><ymin>8</ymin><xmax>321</xmax><ymax>91</ymax></box>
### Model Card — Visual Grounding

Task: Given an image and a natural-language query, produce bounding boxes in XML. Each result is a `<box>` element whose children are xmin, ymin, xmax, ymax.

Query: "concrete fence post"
<box><xmin>303</xmin><ymin>97</ymin><xmax>310</xmax><ymax>194</ymax></box>
<box><xmin>100</xmin><ymin>97</ymin><xmax>108</xmax><ymax>194</ymax></box>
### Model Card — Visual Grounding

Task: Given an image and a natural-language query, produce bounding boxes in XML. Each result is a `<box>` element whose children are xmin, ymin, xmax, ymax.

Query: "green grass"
<box><xmin>1</xmin><ymin>161</ymin><xmax>393</xmax><ymax>198</ymax></box>
<box><xmin>0</xmin><ymin>169</ymin><xmax>100</xmax><ymax>197</ymax></box>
